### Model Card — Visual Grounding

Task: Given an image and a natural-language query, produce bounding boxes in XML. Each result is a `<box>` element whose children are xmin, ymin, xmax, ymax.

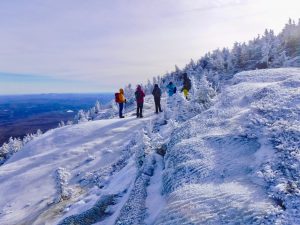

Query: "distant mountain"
<box><xmin>0</xmin><ymin>93</ymin><xmax>113</xmax><ymax>145</ymax></box>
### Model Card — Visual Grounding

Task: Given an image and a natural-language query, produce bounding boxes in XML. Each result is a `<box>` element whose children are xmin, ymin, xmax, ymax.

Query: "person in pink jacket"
<box><xmin>135</xmin><ymin>85</ymin><xmax>145</xmax><ymax>118</ymax></box>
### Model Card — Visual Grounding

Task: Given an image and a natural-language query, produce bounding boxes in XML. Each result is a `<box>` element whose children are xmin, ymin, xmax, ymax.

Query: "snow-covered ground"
<box><xmin>0</xmin><ymin>68</ymin><xmax>299</xmax><ymax>225</ymax></box>
<box><xmin>0</xmin><ymin>100</ymin><xmax>160</xmax><ymax>225</ymax></box>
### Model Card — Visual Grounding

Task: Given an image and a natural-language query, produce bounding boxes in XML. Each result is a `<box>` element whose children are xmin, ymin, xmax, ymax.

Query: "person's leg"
<box><xmin>158</xmin><ymin>98</ymin><xmax>162</xmax><ymax>112</ymax></box>
<box><xmin>137</xmin><ymin>103</ymin><xmax>141</xmax><ymax>117</ymax></box>
<box><xmin>154</xmin><ymin>98</ymin><xmax>159</xmax><ymax>113</ymax></box>
<box><xmin>140</xmin><ymin>103</ymin><xmax>144</xmax><ymax>117</ymax></box>
<box><xmin>136</xmin><ymin>103</ymin><xmax>139</xmax><ymax>117</ymax></box>
<box><xmin>119</xmin><ymin>103</ymin><xmax>124</xmax><ymax>118</ymax></box>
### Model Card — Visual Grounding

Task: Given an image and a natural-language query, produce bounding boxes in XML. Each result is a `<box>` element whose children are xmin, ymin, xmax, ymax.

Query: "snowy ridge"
<box><xmin>155</xmin><ymin>68</ymin><xmax>300</xmax><ymax>224</ymax></box>
<box><xmin>0</xmin><ymin>68</ymin><xmax>299</xmax><ymax>224</ymax></box>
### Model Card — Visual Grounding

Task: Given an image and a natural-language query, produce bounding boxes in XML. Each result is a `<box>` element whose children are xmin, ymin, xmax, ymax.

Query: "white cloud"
<box><xmin>0</xmin><ymin>0</ymin><xmax>299</xmax><ymax>93</ymax></box>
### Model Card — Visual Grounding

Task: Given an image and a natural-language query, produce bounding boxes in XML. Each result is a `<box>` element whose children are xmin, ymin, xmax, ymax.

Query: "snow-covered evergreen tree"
<box><xmin>74</xmin><ymin>110</ymin><xmax>89</xmax><ymax>123</ymax></box>
<box><xmin>8</xmin><ymin>137</ymin><xmax>23</xmax><ymax>154</ymax></box>
<box><xmin>66</xmin><ymin>120</ymin><xmax>73</xmax><ymax>126</ymax></box>
<box><xmin>94</xmin><ymin>101</ymin><xmax>101</xmax><ymax>114</ymax></box>
<box><xmin>58</xmin><ymin>121</ymin><xmax>65</xmax><ymax>128</ymax></box>
<box><xmin>191</xmin><ymin>71</ymin><xmax>216</xmax><ymax>107</ymax></box>
<box><xmin>22</xmin><ymin>133</ymin><xmax>34</xmax><ymax>144</ymax></box>
<box><xmin>35</xmin><ymin>129</ymin><xmax>43</xmax><ymax>137</ymax></box>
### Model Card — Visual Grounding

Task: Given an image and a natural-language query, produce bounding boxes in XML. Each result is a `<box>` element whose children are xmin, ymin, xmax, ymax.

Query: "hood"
<box><xmin>119</xmin><ymin>88</ymin><xmax>124</xmax><ymax>94</ymax></box>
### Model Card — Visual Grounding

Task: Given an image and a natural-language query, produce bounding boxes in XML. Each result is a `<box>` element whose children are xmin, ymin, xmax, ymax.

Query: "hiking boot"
<box><xmin>120</xmin><ymin>116</ymin><xmax>125</xmax><ymax>118</ymax></box>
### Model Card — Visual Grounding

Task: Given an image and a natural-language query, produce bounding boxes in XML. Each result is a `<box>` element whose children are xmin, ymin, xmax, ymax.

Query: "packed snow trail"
<box><xmin>0</xmin><ymin>100</ymin><xmax>160</xmax><ymax>225</ymax></box>
<box><xmin>59</xmin><ymin>101</ymin><xmax>170</xmax><ymax>225</ymax></box>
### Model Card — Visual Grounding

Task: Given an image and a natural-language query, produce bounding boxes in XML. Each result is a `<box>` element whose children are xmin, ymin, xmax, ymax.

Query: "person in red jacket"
<box><xmin>135</xmin><ymin>85</ymin><xmax>145</xmax><ymax>118</ymax></box>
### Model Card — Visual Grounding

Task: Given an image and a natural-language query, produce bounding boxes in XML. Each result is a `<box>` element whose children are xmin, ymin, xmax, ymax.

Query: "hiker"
<box><xmin>115</xmin><ymin>88</ymin><xmax>126</xmax><ymax>118</ymax></box>
<box><xmin>152</xmin><ymin>84</ymin><xmax>163</xmax><ymax>114</ymax></box>
<box><xmin>166</xmin><ymin>82</ymin><xmax>176</xmax><ymax>97</ymax></box>
<box><xmin>135</xmin><ymin>85</ymin><xmax>145</xmax><ymax>118</ymax></box>
<box><xmin>181</xmin><ymin>73</ymin><xmax>191</xmax><ymax>99</ymax></box>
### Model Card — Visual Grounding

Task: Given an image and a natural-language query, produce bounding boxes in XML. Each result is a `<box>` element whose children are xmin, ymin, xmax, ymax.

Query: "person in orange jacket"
<box><xmin>118</xmin><ymin>88</ymin><xmax>126</xmax><ymax>118</ymax></box>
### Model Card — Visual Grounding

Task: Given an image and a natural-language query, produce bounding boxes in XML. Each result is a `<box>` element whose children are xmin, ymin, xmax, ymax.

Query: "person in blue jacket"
<box><xmin>166</xmin><ymin>82</ymin><xmax>176</xmax><ymax>97</ymax></box>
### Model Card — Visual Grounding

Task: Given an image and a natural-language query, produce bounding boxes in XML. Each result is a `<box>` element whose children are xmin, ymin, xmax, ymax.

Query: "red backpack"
<box><xmin>115</xmin><ymin>93</ymin><xmax>121</xmax><ymax>103</ymax></box>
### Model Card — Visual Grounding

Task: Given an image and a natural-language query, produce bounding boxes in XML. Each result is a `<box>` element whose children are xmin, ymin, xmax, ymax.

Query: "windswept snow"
<box><xmin>0</xmin><ymin>68</ymin><xmax>299</xmax><ymax>225</ymax></box>
<box><xmin>0</xmin><ymin>113</ymin><xmax>153</xmax><ymax>224</ymax></box>
<box><xmin>156</xmin><ymin>68</ymin><xmax>300</xmax><ymax>224</ymax></box>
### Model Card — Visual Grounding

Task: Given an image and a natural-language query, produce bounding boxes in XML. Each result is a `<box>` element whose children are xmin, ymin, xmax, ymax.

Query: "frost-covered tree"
<box><xmin>191</xmin><ymin>71</ymin><xmax>216</xmax><ymax>106</ymax></box>
<box><xmin>66</xmin><ymin>120</ymin><xmax>73</xmax><ymax>126</ymax></box>
<box><xmin>159</xmin><ymin>19</ymin><xmax>299</xmax><ymax>93</ymax></box>
<box><xmin>95</xmin><ymin>101</ymin><xmax>101</xmax><ymax>114</ymax></box>
<box><xmin>124</xmin><ymin>83</ymin><xmax>135</xmax><ymax>104</ymax></box>
<box><xmin>210</xmin><ymin>49</ymin><xmax>226</xmax><ymax>72</ymax></box>
<box><xmin>74</xmin><ymin>110</ymin><xmax>89</xmax><ymax>123</ymax></box>
<box><xmin>8</xmin><ymin>137</ymin><xmax>23</xmax><ymax>154</ymax></box>
<box><xmin>0</xmin><ymin>143</ymin><xmax>10</xmax><ymax>158</ymax></box>
<box><xmin>88</xmin><ymin>100</ymin><xmax>103</xmax><ymax>120</ymax></box>
<box><xmin>58</xmin><ymin>121</ymin><xmax>65</xmax><ymax>128</ymax></box>
<box><xmin>23</xmin><ymin>133</ymin><xmax>34</xmax><ymax>144</ymax></box>
<box><xmin>144</xmin><ymin>79</ymin><xmax>153</xmax><ymax>95</ymax></box>
<box><xmin>0</xmin><ymin>128</ymin><xmax>44</xmax><ymax>165</ymax></box>
<box><xmin>35</xmin><ymin>129</ymin><xmax>43</xmax><ymax>137</ymax></box>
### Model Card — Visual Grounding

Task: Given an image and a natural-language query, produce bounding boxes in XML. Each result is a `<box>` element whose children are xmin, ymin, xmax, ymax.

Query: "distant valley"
<box><xmin>0</xmin><ymin>93</ymin><xmax>113</xmax><ymax>145</ymax></box>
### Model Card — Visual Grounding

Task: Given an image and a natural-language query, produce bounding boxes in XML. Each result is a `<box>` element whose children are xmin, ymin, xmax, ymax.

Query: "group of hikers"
<box><xmin>115</xmin><ymin>73</ymin><xmax>191</xmax><ymax>118</ymax></box>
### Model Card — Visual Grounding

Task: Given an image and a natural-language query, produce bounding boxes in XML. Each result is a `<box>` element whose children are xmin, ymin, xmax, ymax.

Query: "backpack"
<box><xmin>115</xmin><ymin>93</ymin><xmax>121</xmax><ymax>103</ymax></box>
<box><xmin>173</xmin><ymin>86</ymin><xmax>177</xmax><ymax>94</ymax></box>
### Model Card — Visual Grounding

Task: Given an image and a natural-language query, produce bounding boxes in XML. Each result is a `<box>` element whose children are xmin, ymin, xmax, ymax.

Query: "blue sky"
<box><xmin>0</xmin><ymin>0</ymin><xmax>299</xmax><ymax>94</ymax></box>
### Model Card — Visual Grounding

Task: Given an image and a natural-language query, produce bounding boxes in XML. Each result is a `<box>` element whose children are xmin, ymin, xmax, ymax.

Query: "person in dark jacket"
<box><xmin>181</xmin><ymin>73</ymin><xmax>191</xmax><ymax>99</ymax></box>
<box><xmin>152</xmin><ymin>84</ymin><xmax>163</xmax><ymax>114</ymax></box>
<box><xmin>135</xmin><ymin>85</ymin><xmax>145</xmax><ymax>118</ymax></box>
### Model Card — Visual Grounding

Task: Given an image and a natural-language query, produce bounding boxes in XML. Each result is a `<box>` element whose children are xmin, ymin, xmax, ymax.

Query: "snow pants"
<box><xmin>136</xmin><ymin>102</ymin><xmax>143</xmax><ymax>117</ymax></box>
<box><xmin>119</xmin><ymin>103</ymin><xmax>124</xmax><ymax>118</ymax></box>
<box><xmin>154</xmin><ymin>97</ymin><xmax>162</xmax><ymax>113</ymax></box>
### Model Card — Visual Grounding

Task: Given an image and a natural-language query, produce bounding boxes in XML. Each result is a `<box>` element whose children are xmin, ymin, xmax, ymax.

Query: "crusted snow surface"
<box><xmin>0</xmin><ymin>112</ymin><xmax>153</xmax><ymax>224</ymax></box>
<box><xmin>0</xmin><ymin>68</ymin><xmax>299</xmax><ymax>224</ymax></box>
<box><xmin>156</xmin><ymin>68</ymin><xmax>300</xmax><ymax>224</ymax></box>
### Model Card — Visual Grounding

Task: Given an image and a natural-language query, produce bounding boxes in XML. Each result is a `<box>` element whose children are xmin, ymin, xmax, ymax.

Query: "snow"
<box><xmin>156</xmin><ymin>68</ymin><xmax>300</xmax><ymax>224</ymax></box>
<box><xmin>0</xmin><ymin>115</ymin><xmax>151</xmax><ymax>224</ymax></box>
<box><xmin>145</xmin><ymin>154</ymin><xmax>166</xmax><ymax>225</ymax></box>
<box><xmin>0</xmin><ymin>68</ymin><xmax>299</xmax><ymax>224</ymax></box>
